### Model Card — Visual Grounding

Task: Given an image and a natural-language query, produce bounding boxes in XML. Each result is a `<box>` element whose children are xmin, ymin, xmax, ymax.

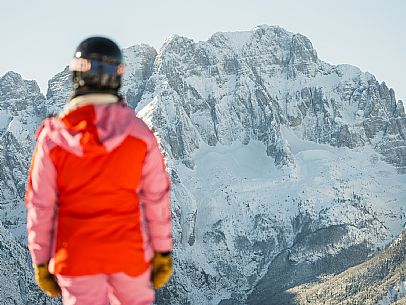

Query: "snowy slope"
<box><xmin>168</xmin><ymin>132</ymin><xmax>406</xmax><ymax>304</ymax></box>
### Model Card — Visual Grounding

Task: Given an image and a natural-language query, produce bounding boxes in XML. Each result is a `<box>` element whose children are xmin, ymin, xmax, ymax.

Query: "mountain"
<box><xmin>0</xmin><ymin>25</ymin><xmax>405</xmax><ymax>304</ymax></box>
<box><xmin>136</xmin><ymin>25</ymin><xmax>405</xmax><ymax>172</ymax></box>
<box><xmin>134</xmin><ymin>25</ymin><xmax>406</xmax><ymax>304</ymax></box>
<box><xmin>288</xmin><ymin>229</ymin><xmax>406</xmax><ymax>305</ymax></box>
<box><xmin>0</xmin><ymin>72</ymin><xmax>56</xmax><ymax>304</ymax></box>
<box><xmin>0</xmin><ymin>222</ymin><xmax>58</xmax><ymax>305</ymax></box>
<box><xmin>0</xmin><ymin>71</ymin><xmax>46</xmax><ymax>242</ymax></box>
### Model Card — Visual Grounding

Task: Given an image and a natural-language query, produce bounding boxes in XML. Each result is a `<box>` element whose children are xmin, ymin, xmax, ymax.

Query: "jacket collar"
<box><xmin>60</xmin><ymin>94</ymin><xmax>119</xmax><ymax>117</ymax></box>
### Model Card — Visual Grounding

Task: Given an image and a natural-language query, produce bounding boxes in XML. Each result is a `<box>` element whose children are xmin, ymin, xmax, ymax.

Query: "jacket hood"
<box><xmin>37</xmin><ymin>95</ymin><xmax>137</xmax><ymax>157</ymax></box>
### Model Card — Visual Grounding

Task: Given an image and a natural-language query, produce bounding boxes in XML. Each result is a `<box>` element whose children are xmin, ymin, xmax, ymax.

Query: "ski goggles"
<box><xmin>69</xmin><ymin>58</ymin><xmax>125</xmax><ymax>76</ymax></box>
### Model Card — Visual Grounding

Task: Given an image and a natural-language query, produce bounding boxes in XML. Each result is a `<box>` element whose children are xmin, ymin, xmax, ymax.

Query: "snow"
<box><xmin>173</xmin><ymin>127</ymin><xmax>406</xmax><ymax>269</ymax></box>
<box><xmin>216</xmin><ymin>31</ymin><xmax>253</xmax><ymax>51</ymax></box>
<box><xmin>166</xmin><ymin>120</ymin><xmax>406</xmax><ymax>303</ymax></box>
<box><xmin>0</xmin><ymin>110</ymin><xmax>10</xmax><ymax>132</ymax></box>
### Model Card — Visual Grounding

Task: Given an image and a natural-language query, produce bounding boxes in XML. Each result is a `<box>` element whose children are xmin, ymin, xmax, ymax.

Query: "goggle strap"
<box><xmin>69</xmin><ymin>58</ymin><xmax>125</xmax><ymax>76</ymax></box>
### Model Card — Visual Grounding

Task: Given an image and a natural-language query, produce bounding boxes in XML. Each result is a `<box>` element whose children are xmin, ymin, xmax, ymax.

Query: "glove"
<box><xmin>151</xmin><ymin>252</ymin><xmax>173</xmax><ymax>289</ymax></box>
<box><xmin>33</xmin><ymin>263</ymin><xmax>61</xmax><ymax>297</ymax></box>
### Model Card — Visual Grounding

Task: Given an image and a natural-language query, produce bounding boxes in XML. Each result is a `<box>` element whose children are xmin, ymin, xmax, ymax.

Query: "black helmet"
<box><xmin>69</xmin><ymin>36</ymin><xmax>125</xmax><ymax>97</ymax></box>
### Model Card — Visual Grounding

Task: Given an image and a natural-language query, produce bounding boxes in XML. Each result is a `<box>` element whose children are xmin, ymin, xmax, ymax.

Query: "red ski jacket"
<box><xmin>25</xmin><ymin>94</ymin><xmax>172</xmax><ymax>276</ymax></box>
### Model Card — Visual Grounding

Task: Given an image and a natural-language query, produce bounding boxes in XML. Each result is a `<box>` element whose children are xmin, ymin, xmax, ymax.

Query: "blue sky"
<box><xmin>0</xmin><ymin>0</ymin><xmax>405</xmax><ymax>102</ymax></box>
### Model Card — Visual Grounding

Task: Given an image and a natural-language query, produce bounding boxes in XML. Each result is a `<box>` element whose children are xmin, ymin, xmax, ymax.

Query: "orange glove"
<box><xmin>151</xmin><ymin>252</ymin><xmax>173</xmax><ymax>289</ymax></box>
<box><xmin>33</xmin><ymin>263</ymin><xmax>61</xmax><ymax>297</ymax></box>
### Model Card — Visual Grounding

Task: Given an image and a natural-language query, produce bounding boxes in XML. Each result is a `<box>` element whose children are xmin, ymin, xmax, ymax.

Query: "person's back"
<box><xmin>25</xmin><ymin>37</ymin><xmax>173</xmax><ymax>305</ymax></box>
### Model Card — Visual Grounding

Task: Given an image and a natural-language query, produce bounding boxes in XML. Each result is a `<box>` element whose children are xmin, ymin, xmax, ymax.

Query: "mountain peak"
<box><xmin>0</xmin><ymin>71</ymin><xmax>42</xmax><ymax>103</ymax></box>
<box><xmin>161</xmin><ymin>34</ymin><xmax>194</xmax><ymax>52</ymax></box>
<box><xmin>123</xmin><ymin>43</ymin><xmax>157</xmax><ymax>57</ymax></box>
<box><xmin>0</xmin><ymin>71</ymin><xmax>24</xmax><ymax>85</ymax></box>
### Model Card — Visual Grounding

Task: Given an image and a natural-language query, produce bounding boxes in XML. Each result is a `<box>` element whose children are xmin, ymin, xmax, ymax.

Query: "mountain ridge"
<box><xmin>288</xmin><ymin>228</ymin><xmax>406</xmax><ymax>304</ymax></box>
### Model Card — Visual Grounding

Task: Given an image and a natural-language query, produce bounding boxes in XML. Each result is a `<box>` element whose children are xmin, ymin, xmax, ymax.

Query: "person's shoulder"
<box><xmin>114</xmin><ymin>101</ymin><xmax>157</xmax><ymax>143</ymax></box>
<box><xmin>124</xmin><ymin>115</ymin><xmax>157</xmax><ymax>148</ymax></box>
<box><xmin>133</xmin><ymin>116</ymin><xmax>156</xmax><ymax>137</ymax></box>
<box><xmin>133</xmin><ymin>114</ymin><xmax>151</xmax><ymax>130</ymax></box>
<box><xmin>35</xmin><ymin>114</ymin><xmax>64</xmax><ymax>148</ymax></box>
<box><xmin>35</xmin><ymin>115</ymin><xmax>55</xmax><ymax>139</ymax></box>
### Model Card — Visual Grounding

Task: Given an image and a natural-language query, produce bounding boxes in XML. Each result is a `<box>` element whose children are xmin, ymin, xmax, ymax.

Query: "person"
<box><xmin>25</xmin><ymin>36</ymin><xmax>173</xmax><ymax>305</ymax></box>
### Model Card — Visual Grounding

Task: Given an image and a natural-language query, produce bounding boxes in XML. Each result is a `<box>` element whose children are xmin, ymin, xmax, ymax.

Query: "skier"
<box><xmin>25</xmin><ymin>36</ymin><xmax>173</xmax><ymax>305</ymax></box>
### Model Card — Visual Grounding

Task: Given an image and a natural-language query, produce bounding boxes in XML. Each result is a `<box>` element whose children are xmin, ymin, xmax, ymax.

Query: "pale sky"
<box><xmin>0</xmin><ymin>0</ymin><xmax>405</xmax><ymax>102</ymax></box>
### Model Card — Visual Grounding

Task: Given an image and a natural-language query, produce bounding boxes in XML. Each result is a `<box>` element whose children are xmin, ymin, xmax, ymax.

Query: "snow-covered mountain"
<box><xmin>0</xmin><ymin>71</ymin><xmax>46</xmax><ymax>242</ymax></box>
<box><xmin>0</xmin><ymin>221</ymin><xmax>58</xmax><ymax>305</ymax></box>
<box><xmin>0</xmin><ymin>25</ymin><xmax>405</xmax><ymax>304</ymax></box>
<box><xmin>135</xmin><ymin>25</ymin><xmax>406</xmax><ymax>304</ymax></box>
<box><xmin>0</xmin><ymin>72</ymin><xmax>59</xmax><ymax>304</ymax></box>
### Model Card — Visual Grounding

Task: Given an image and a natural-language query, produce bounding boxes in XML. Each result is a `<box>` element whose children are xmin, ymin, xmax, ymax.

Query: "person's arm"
<box><xmin>25</xmin><ymin>128</ymin><xmax>61</xmax><ymax>297</ymax></box>
<box><xmin>25</xmin><ymin>130</ymin><xmax>58</xmax><ymax>265</ymax></box>
<box><xmin>139</xmin><ymin>132</ymin><xmax>173</xmax><ymax>289</ymax></box>
<box><xmin>140</xmin><ymin>133</ymin><xmax>172</xmax><ymax>253</ymax></box>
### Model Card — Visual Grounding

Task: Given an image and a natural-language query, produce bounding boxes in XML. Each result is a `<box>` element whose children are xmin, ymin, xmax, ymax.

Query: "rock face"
<box><xmin>121</xmin><ymin>44</ymin><xmax>157</xmax><ymax>109</ymax></box>
<box><xmin>0</xmin><ymin>222</ymin><xmax>58</xmax><ymax>305</ymax></box>
<box><xmin>46</xmin><ymin>67</ymin><xmax>71</xmax><ymax>115</ymax></box>
<box><xmin>0</xmin><ymin>71</ymin><xmax>46</xmax><ymax>241</ymax></box>
<box><xmin>0</xmin><ymin>25</ymin><xmax>405</xmax><ymax>304</ymax></box>
<box><xmin>0</xmin><ymin>72</ymin><xmax>58</xmax><ymax>304</ymax></box>
<box><xmin>137</xmin><ymin>26</ymin><xmax>406</xmax><ymax>172</ymax></box>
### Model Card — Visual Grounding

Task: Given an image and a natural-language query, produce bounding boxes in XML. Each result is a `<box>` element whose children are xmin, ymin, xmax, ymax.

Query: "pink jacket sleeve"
<box><xmin>25</xmin><ymin>127</ymin><xmax>58</xmax><ymax>265</ymax></box>
<box><xmin>140</xmin><ymin>132</ymin><xmax>172</xmax><ymax>253</ymax></box>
